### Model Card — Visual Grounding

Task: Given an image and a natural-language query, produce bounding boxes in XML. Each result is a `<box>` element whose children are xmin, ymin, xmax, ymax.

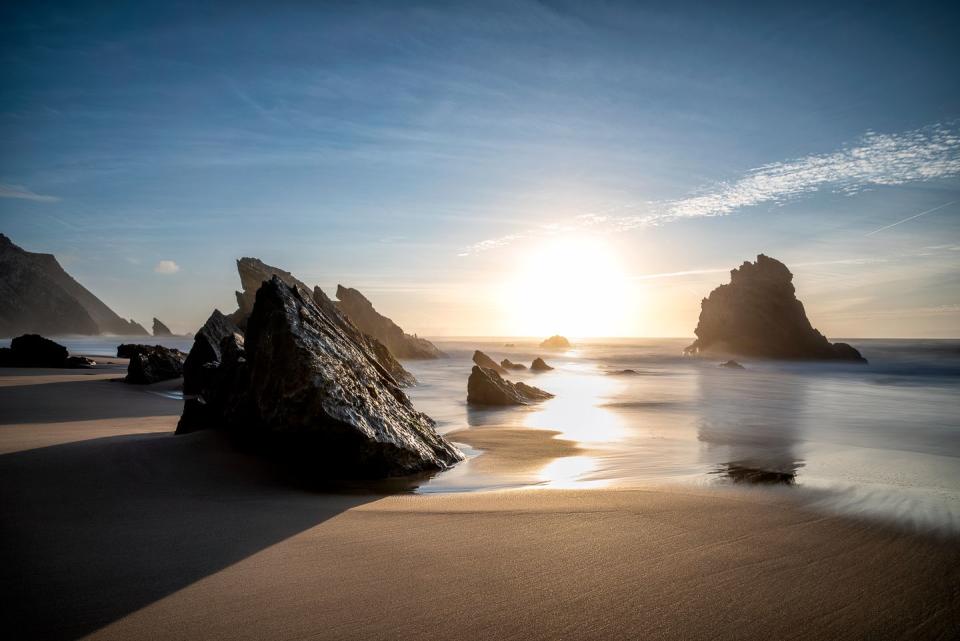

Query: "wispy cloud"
<box><xmin>865</xmin><ymin>200</ymin><xmax>958</xmax><ymax>236</ymax></box>
<box><xmin>0</xmin><ymin>183</ymin><xmax>60</xmax><ymax>202</ymax></box>
<box><xmin>459</xmin><ymin>122</ymin><xmax>960</xmax><ymax>255</ymax></box>
<box><xmin>153</xmin><ymin>260</ymin><xmax>180</xmax><ymax>274</ymax></box>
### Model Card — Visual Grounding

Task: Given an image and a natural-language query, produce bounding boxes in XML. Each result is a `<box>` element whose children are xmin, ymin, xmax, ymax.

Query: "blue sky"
<box><xmin>1</xmin><ymin>0</ymin><xmax>958</xmax><ymax>336</ymax></box>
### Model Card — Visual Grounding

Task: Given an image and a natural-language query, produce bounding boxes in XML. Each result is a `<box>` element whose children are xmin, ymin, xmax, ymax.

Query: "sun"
<box><xmin>499</xmin><ymin>236</ymin><xmax>634</xmax><ymax>338</ymax></box>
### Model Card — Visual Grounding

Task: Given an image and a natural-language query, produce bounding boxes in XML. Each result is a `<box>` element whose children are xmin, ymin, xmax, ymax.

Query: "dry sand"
<box><xmin>1</xmin><ymin>366</ymin><xmax>957</xmax><ymax>641</ymax></box>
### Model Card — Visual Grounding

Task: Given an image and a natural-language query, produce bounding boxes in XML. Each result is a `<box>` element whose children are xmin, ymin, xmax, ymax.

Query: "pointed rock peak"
<box><xmin>152</xmin><ymin>317</ymin><xmax>173</xmax><ymax>336</ymax></box>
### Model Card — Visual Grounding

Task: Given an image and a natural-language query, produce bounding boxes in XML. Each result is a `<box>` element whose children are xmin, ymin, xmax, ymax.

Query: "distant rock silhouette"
<box><xmin>0</xmin><ymin>234</ymin><xmax>146</xmax><ymax>336</ymax></box>
<box><xmin>607</xmin><ymin>369</ymin><xmax>640</xmax><ymax>376</ymax></box>
<box><xmin>178</xmin><ymin>277</ymin><xmax>461</xmax><ymax>477</ymax></box>
<box><xmin>530</xmin><ymin>357</ymin><xmax>553</xmax><ymax>371</ymax></box>
<box><xmin>540</xmin><ymin>335</ymin><xmax>571</xmax><ymax>349</ymax></box>
<box><xmin>124</xmin><ymin>345</ymin><xmax>186</xmax><ymax>384</ymax></box>
<box><xmin>152</xmin><ymin>318</ymin><xmax>174</xmax><ymax>337</ymax></box>
<box><xmin>501</xmin><ymin>358</ymin><xmax>527</xmax><ymax>370</ymax></box>
<box><xmin>685</xmin><ymin>255</ymin><xmax>867</xmax><ymax>362</ymax></box>
<box><xmin>720</xmin><ymin>360</ymin><xmax>745</xmax><ymax>369</ymax></box>
<box><xmin>473</xmin><ymin>350</ymin><xmax>507</xmax><ymax>374</ymax></box>
<box><xmin>335</xmin><ymin>285</ymin><xmax>443</xmax><ymax>359</ymax></box>
<box><xmin>467</xmin><ymin>366</ymin><xmax>554</xmax><ymax>405</ymax></box>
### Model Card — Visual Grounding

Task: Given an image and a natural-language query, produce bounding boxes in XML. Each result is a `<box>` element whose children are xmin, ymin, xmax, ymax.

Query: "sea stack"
<box><xmin>335</xmin><ymin>285</ymin><xmax>444</xmax><ymax>359</ymax></box>
<box><xmin>685</xmin><ymin>255</ymin><xmax>866</xmax><ymax>362</ymax></box>
<box><xmin>152</xmin><ymin>318</ymin><xmax>174</xmax><ymax>336</ymax></box>
<box><xmin>177</xmin><ymin>277</ymin><xmax>462</xmax><ymax>477</ymax></box>
<box><xmin>540</xmin><ymin>335</ymin><xmax>571</xmax><ymax>349</ymax></box>
<box><xmin>467</xmin><ymin>366</ymin><xmax>554</xmax><ymax>406</ymax></box>
<box><xmin>501</xmin><ymin>358</ymin><xmax>527</xmax><ymax>371</ymax></box>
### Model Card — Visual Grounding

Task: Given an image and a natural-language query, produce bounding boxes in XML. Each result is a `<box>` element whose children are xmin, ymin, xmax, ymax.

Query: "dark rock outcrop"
<box><xmin>720</xmin><ymin>360</ymin><xmax>745</xmax><ymax>369</ymax></box>
<box><xmin>473</xmin><ymin>350</ymin><xmax>507</xmax><ymax>374</ymax></box>
<box><xmin>501</xmin><ymin>358</ymin><xmax>527</xmax><ymax>371</ymax></box>
<box><xmin>117</xmin><ymin>343</ymin><xmax>149</xmax><ymax>359</ymax></box>
<box><xmin>607</xmin><ymin>369</ymin><xmax>640</xmax><ymax>376</ymax></box>
<box><xmin>152</xmin><ymin>318</ymin><xmax>174</xmax><ymax>337</ymax></box>
<box><xmin>0</xmin><ymin>334</ymin><xmax>68</xmax><ymax>367</ymax></box>
<box><xmin>0</xmin><ymin>234</ymin><xmax>146</xmax><ymax>336</ymax></box>
<box><xmin>467</xmin><ymin>366</ymin><xmax>554</xmax><ymax>406</ymax></box>
<box><xmin>540</xmin><ymin>335</ymin><xmax>571</xmax><ymax>349</ymax></box>
<box><xmin>530</xmin><ymin>357</ymin><xmax>553</xmax><ymax>371</ymax></box>
<box><xmin>230</xmin><ymin>257</ymin><xmax>310</xmax><ymax>328</ymax></box>
<box><xmin>178</xmin><ymin>277</ymin><xmax>461</xmax><ymax>477</ymax></box>
<box><xmin>685</xmin><ymin>255</ymin><xmax>867</xmax><ymax>362</ymax></box>
<box><xmin>181</xmin><ymin>310</ymin><xmax>244</xmax><ymax>395</ymax></box>
<box><xmin>124</xmin><ymin>345</ymin><xmax>186</xmax><ymax>384</ymax></box>
<box><xmin>335</xmin><ymin>285</ymin><xmax>443</xmax><ymax>359</ymax></box>
<box><xmin>66</xmin><ymin>355</ymin><xmax>97</xmax><ymax>369</ymax></box>
<box><xmin>313</xmin><ymin>287</ymin><xmax>416</xmax><ymax>387</ymax></box>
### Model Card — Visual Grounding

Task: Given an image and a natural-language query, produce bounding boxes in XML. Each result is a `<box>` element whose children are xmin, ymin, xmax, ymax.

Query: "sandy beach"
<box><xmin>1</xmin><ymin>364</ymin><xmax>958</xmax><ymax>641</ymax></box>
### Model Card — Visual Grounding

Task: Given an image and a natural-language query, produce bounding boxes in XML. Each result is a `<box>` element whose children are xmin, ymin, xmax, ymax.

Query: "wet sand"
<box><xmin>1</xmin><ymin>366</ymin><xmax>957</xmax><ymax>640</ymax></box>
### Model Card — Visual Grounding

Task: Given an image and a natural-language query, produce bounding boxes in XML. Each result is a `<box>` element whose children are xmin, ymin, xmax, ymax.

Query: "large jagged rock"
<box><xmin>540</xmin><ymin>335</ymin><xmax>571</xmax><ymax>349</ymax></box>
<box><xmin>473</xmin><ymin>350</ymin><xmax>507</xmax><ymax>374</ymax></box>
<box><xmin>178</xmin><ymin>277</ymin><xmax>461</xmax><ymax>478</ymax></box>
<box><xmin>685</xmin><ymin>255</ymin><xmax>867</xmax><ymax>362</ymax></box>
<box><xmin>0</xmin><ymin>234</ymin><xmax>146</xmax><ymax>336</ymax></box>
<box><xmin>124</xmin><ymin>345</ymin><xmax>186</xmax><ymax>384</ymax></box>
<box><xmin>467</xmin><ymin>366</ymin><xmax>554</xmax><ymax>406</ymax></box>
<box><xmin>152</xmin><ymin>318</ymin><xmax>174</xmax><ymax>336</ymax></box>
<box><xmin>230</xmin><ymin>257</ymin><xmax>310</xmax><ymax>328</ymax></box>
<box><xmin>181</xmin><ymin>310</ymin><xmax>243</xmax><ymax>395</ymax></box>
<box><xmin>313</xmin><ymin>287</ymin><xmax>416</xmax><ymax>387</ymax></box>
<box><xmin>335</xmin><ymin>285</ymin><xmax>443</xmax><ymax>359</ymax></box>
<box><xmin>501</xmin><ymin>358</ymin><xmax>527</xmax><ymax>370</ymax></box>
<box><xmin>530</xmin><ymin>357</ymin><xmax>553</xmax><ymax>371</ymax></box>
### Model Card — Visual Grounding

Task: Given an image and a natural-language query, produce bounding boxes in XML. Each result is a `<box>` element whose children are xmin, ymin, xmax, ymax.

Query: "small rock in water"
<box><xmin>473</xmin><ymin>350</ymin><xmax>507</xmax><ymax>374</ymax></box>
<box><xmin>607</xmin><ymin>369</ymin><xmax>639</xmax><ymax>376</ymax></box>
<box><xmin>720</xmin><ymin>360</ymin><xmax>745</xmax><ymax>369</ymax></box>
<box><xmin>501</xmin><ymin>358</ymin><xmax>527</xmax><ymax>370</ymax></box>
<box><xmin>66</xmin><ymin>356</ymin><xmax>97</xmax><ymax>369</ymax></box>
<box><xmin>530</xmin><ymin>357</ymin><xmax>553</xmax><ymax>371</ymax></box>
<box><xmin>467</xmin><ymin>365</ymin><xmax>554</xmax><ymax>406</ymax></box>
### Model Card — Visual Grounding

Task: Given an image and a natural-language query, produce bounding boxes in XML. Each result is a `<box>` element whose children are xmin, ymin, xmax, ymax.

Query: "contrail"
<box><xmin>865</xmin><ymin>200</ymin><xmax>957</xmax><ymax>236</ymax></box>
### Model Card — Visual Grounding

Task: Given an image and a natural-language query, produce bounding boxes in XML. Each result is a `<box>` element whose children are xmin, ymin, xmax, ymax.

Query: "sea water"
<box><xmin>9</xmin><ymin>335</ymin><xmax>959</xmax><ymax>531</ymax></box>
<box><xmin>407</xmin><ymin>339</ymin><xmax>960</xmax><ymax>532</ymax></box>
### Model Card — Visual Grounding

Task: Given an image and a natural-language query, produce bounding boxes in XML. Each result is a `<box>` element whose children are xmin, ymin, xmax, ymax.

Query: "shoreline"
<box><xmin>1</xmin><ymin>366</ymin><xmax>958</xmax><ymax>640</ymax></box>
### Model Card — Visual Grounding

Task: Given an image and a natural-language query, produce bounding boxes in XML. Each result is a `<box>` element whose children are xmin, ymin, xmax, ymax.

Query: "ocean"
<box><xmin>11</xmin><ymin>335</ymin><xmax>960</xmax><ymax>531</ymax></box>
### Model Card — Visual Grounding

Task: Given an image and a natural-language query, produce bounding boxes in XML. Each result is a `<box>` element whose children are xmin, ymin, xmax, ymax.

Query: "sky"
<box><xmin>1</xmin><ymin>0</ymin><xmax>958</xmax><ymax>337</ymax></box>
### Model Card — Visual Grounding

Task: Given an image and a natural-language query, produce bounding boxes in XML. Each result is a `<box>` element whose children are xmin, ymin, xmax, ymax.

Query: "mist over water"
<box><xmin>409</xmin><ymin>339</ymin><xmax>960</xmax><ymax>532</ymax></box>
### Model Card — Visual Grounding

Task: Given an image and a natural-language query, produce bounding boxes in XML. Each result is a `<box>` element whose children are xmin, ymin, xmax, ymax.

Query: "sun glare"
<box><xmin>501</xmin><ymin>236</ymin><xmax>634</xmax><ymax>337</ymax></box>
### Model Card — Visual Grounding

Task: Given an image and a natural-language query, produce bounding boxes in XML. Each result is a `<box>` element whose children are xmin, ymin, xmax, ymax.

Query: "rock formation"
<box><xmin>124</xmin><ymin>345</ymin><xmax>186</xmax><ymax>384</ymax></box>
<box><xmin>181</xmin><ymin>310</ymin><xmax>244</xmax><ymax>395</ymax></box>
<box><xmin>720</xmin><ymin>360</ymin><xmax>745</xmax><ymax>369</ymax></box>
<box><xmin>0</xmin><ymin>234</ymin><xmax>146</xmax><ymax>336</ymax></box>
<box><xmin>607</xmin><ymin>369</ymin><xmax>639</xmax><ymax>376</ymax></box>
<box><xmin>467</xmin><ymin>366</ymin><xmax>554</xmax><ymax>406</ymax></box>
<box><xmin>540</xmin><ymin>335</ymin><xmax>571</xmax><ymax>349</ymax></box>
<box><xmin>0</xmin><ymin>334</ymin><xmax>97</xmax><ymax>368</ymax></box>
<box><xmin>473</xmin><ymin>350</ymin><xmax>507</xmax><ymax>374</ymax></box>
<box><xmin>530</xmin><ymin>357</ymin><xmax>553</xmax><ymax>371</ymax></box>
<box><xmin>152</xmin><ymin>318</ymin><xmax>174</xmax><ymax>336</ymax></box>
<box><xmin>335</xmin><ymin>285</ymin><xmax>443</xmax><ymax>359</ymax></box>
<box><xmin>177</xmin><ymin>277</ymin><xmax>461</xmax><ymax>477</ymax></box>
<box><xmin>230</xmin><ymin>257</ymin><xmax>310</xmax><ymax>328</ymax></box>
<box><xmin>685</xmin><ymin>255</ymin><xmax>867</xmax><ymax>362</ymax></box>
<box><xmin>501</xmin><ymin>358</ymin><xmax>527</xmax><ymax>370</ymax></box>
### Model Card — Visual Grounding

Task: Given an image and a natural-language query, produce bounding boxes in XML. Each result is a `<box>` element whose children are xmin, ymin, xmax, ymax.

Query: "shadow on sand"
<box><xmin>0</xmin><ymin>426</ymin><xmax>390</xmax><ymax>641</ymax></box>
